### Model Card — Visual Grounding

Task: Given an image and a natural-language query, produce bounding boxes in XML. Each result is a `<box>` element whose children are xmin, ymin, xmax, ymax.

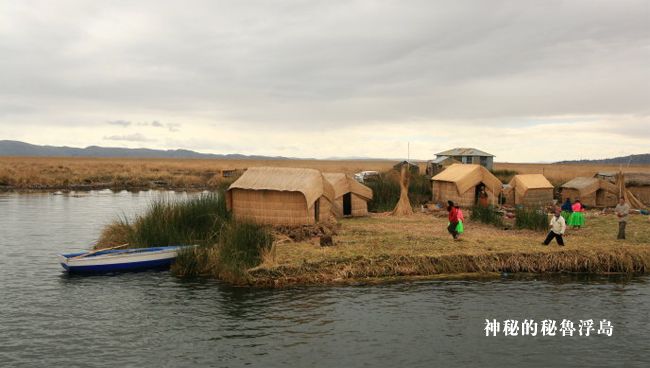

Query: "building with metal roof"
<box><xmin>433</xmin><ymin>148</ymin><xmax>495</xmax><ymax>170</ymax></box>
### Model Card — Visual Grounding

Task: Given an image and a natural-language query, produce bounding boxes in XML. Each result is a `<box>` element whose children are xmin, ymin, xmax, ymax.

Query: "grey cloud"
<box><xmin>0</xmin><ymin>1</ymin><xmax>648</xmax><ymax>132</ymax></box>
<box><xmin>103</xmin><ymin>133</ymin><xmax>154</xmax><ymax>142</ymax></box>
<box><xmin>107</xmin><ymin>120</ymin><xmax>131</xmax><ymax>127</ymax></box>
<box><xmin>151</xmin><ymin>120</ymin><xmax>163</xmax><ymax>127</ymax></box>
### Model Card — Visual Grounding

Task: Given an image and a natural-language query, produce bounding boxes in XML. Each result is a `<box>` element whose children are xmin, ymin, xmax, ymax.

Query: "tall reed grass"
<box><xmin>515</xmin><ymin>207</ymin><xmax>549</xmax><ymax>232</ymax></box>
<box><xmin>408</xmin><ymin>173</ymin><xmax>433</xmax><ymax>206</ymax></box>
<box><xmin>98</xmin><ymin>192</ymin><xmax>229</xmax><ymax>248</ymax></box>
<box><xmin>98</xmin><ymin>190</ymin><xmax>274</xmax><ymax>283</ymax></box>
<box><xmin>491</xmin><ymin>169</ymin><xmax>518</xmax><ymax>183</ymax></box>
<box><xmin>171</xmin><ymin>221</ymin><xmax>274</xmax><ymax>282</ymax></box>
<box><xmin>215</xmin><ymin>221</ymin><xmax>274</xmax><ymax>280</ymax></box>
<box><xmin>365</xmin><ymin>172</ymin><xmax>400</xmax><ymax>212</ymax></box>
<box><xmin>365</xmin><ymin>171</ymin><xmax>432</xmax><ymax>212</ymax></box>
<box><xmin>470</xmin><ymin>205</ymin><xmax>504</xmax><ymax>227</ymax></box>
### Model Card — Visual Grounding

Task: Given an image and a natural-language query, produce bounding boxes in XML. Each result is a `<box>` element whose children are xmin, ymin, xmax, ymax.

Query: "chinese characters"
<box><xmin>485</xmin><ymin>319</ymin><xmax>613</xmax><ymax>337</ymax></box>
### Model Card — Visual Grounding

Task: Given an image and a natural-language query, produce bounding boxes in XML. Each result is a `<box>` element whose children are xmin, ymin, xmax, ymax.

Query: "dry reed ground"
<box><xmin>250</xmin><ymin>212</ymin><xmax>650</xmax><ymax>286</ymax></box>
<box><xmin>493</xmin><ymin>163</ymin><xmax>650</xmax><ymax>187</ymax></box>
<box><xmin>0</xmin><ymin>157</ymin><xmax>406</xmax><ymax>190</ymax></box>
<box><xmin>2</xmin><ymin>157</ymin><xmax>649</xmax><ymax>191</ymax></box>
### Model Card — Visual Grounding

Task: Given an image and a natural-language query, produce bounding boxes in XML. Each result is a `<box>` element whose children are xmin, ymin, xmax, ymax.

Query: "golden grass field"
<box><xmin>1</xmin><ymin>156</ymin><xmax>649</xmax><ymax>190</ymax></box>
<box><xmin>248</xmin><ymin>211</ymin><xmax>650</xmax><ymax>286</ymax></box>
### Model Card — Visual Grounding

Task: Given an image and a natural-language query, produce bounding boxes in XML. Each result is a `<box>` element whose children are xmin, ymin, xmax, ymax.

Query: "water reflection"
<box><xmin>1</xmin><ymin>191</ymin><xmax>649</xmax><ymax>368</ymax></box>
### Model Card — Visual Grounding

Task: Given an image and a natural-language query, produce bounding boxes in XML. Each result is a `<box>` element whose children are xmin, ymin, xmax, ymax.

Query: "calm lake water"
<box><xmin>0</xmin><ymin>190</ymin><xmax>648</xmax><ymax>367</ymax></box>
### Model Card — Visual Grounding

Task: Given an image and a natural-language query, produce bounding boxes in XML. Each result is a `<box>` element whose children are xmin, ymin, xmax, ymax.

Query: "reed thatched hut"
<box><xmin>226</xmin><ymin>167</ymin><xmax>334</xmax><ymax>225</ymax></box>
<box><xmin>323</xmin><ymin>173</ymin><xmax>373</xmax><ymax>217</ymax></box>
<box><xmin>431</xmin><ymin>164</ymin><xmax>502</xmax><ymax>207</ymax></box>
<box><xmin>623</xmin><ymin>174</ymin><xmax>650</xmax><ymax>207</ymax></box>
<box><xmin>560</xmin><ymin>177</ymin><xmax>618</xmax><ymax>207</ymax></box>
<box><xmin>506</xmin><ymin>174</ymin><xmax>554</xmax><ymax>207</ymax></box>
<box><xmin>597</xmin><ymin>172</ymin><xmax>650</xmax><ymax>207</ymax></box>
<box><xmin>425</xmin><ymin>156</ymin><xmax>461</xmax><ymax>176</ymax></box>
<box><xmin>393</xmin><ymin>161</ymin><xmax>420</xmax><ymax>175</ymax></box>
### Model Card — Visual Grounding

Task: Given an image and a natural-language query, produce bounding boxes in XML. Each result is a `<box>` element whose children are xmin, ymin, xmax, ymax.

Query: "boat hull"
<box><xmin>59</xmin><ymin>246</ymin><xmax>185</xmax><ymax>274</ymax></box>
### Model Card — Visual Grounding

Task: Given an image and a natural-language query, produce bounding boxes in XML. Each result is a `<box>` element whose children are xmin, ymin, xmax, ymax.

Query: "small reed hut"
<box><xmin>393</xmin><ymin>161</ymin><xmax>420</xmax><ymax>175</ymax></box>
<box><xmin>323</xmin><ymin>173</ymin><xmax>373</xmax><ymax>217</ymax></box>
<box><xmin>226</xmin><ymin>167</ymin><xmax>334</xmax><ymax>225</ymax></box>
<box><xmin>596</xmin><ymin>172</ymin><xmax>648</xmax><ymax>209</ymax></box>
<box><xmin>560</xmin><ymin>177</ymin><xmax>618</xmax><ymax>207</ymax></box>
<box><xmin>506</xmin><ymin>174</ymin><xmax>554</xmax><ymax>207</ymax></box>
<box><xmin>431</xmin><ymin>164</ymin><xmax>502</xmax><ymax>207</ymax></box>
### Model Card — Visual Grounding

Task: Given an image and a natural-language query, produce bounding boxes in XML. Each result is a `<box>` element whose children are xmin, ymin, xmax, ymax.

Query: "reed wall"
<box><xmin>230</xmin><ymin>189</ymin><xmax>328</xmax><ymax>225</ymax></box>
<box><xmin>516</xmin><ymin>188</ymin><xmax>554</xmax><ymax>207</ymax></box>
<box><xmin>432</xmin><ymin>181</ymin><xmax>496</xmax><ymax>207</ymax></box>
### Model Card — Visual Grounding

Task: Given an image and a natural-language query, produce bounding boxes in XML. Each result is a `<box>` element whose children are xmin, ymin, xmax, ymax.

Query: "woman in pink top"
<box><xmin>568</xmin><ymin>199</ymin><xmax>585</xmax><ymax>229</ymax></box>
<box><xmin>455</xmin><ymin>205</ymin><xmax>464</xmax><ymax>239</ymax></box>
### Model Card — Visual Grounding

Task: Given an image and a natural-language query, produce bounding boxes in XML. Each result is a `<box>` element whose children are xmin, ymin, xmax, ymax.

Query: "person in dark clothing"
<box><xmin>447</xmin><ymin>200</ymin><xmax>459</xmax><ymax>240</ymax></box>
<box><xmin>560</xmin><ymin>198</ymin><xmax>572</xmax><ymax>222</ymax></box>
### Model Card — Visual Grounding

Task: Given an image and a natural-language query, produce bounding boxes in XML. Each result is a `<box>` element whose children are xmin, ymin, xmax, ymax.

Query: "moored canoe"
<box><xmin>59</xmin><ymin>245</ymin><xmax>191</xmax><ymax>274</ymax></box>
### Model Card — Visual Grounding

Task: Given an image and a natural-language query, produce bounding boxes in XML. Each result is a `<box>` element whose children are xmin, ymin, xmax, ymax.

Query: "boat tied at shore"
<box><xmin>59</xmin><ymin>245</ymin><xmax>195</xmax><ymax>274</ymax></box>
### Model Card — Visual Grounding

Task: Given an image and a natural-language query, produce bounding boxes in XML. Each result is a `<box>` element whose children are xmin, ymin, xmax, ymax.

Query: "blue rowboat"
<box><xmin>59</xmin><ymin>245</ymin><xmax>191</xmax><ymax>274</ymax></box>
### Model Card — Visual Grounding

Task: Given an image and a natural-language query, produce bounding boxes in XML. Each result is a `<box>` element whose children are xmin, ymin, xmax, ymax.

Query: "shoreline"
<box><xmin>0</xmin><ymin>184</ymin><xmax>212</xmax><ymax>193</ymax></box>
<box><xmin>245</xmin><ymin>247</ymin><xmax>650</xmax><ymax>287</ymax></box>
<box><xmin>195</xmin><ymin>213</ymin><xmax>650</xmax><ymax>288</ymax></box>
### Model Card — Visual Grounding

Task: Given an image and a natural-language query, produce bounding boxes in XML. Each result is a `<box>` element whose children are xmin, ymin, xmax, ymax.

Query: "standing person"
<box><xmin>560</xmin><ymin>198</ymin><xmax>573</xmax><ymax>222</ymax></box>
<box><xmin>447</xmin><ymin>200</ymin><xmax>459</xmax><ymax>240</ymax></box>
<box><xmin>542</xmin><ymin>208</ymin><xmax>566</xmax><ymax>246</ymax></box>
<box><xmin>615</xmin><ymin>197</ymin><xmax>630</xmax><ymax>240</ymax></box>
<box><xmin>478</xmin><ymin>187</ymin><xmax>489</xmax><ymax>208</ymax></box>
<box><xmin>455</xmin><ymin>205</ymin><xmax>464</xmax><ymax>239</ymax></box>
<box><xmin>568</xmin><ymin>199</ymin><xmax>585</xmax><ymax>229</ymax></box>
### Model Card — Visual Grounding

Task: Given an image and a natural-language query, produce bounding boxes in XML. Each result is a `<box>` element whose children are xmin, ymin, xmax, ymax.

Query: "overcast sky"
<box><xmin>0</xmin><ymin>0</ymin><xmax>648</xmax><ymax>161</ymax></box>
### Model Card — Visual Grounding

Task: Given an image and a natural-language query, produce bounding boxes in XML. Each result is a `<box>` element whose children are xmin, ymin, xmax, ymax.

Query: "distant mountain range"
<box><xmin>2</xmin><ymin>140</ymin><xmax>648</xmax><ymax>163</ymax></box>
<box><xmin>0</xmin><ymin>140</ymin><xmax>292</xmax><ymax>160</ymax></box>
<box><xmin>557</xmin><ymin>154</ymin><xmax>650</xmax><ymax>165</ymax></box>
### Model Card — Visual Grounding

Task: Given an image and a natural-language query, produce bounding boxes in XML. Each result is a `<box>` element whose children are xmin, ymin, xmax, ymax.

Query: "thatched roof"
<box><xmin>595</xmin><ymin>172</ymin><xmax>650</xmax><ymax>186</ymax></box>
<box><xmin>323</xmin><ymin>173</ymin><xmax>373</xmax><ymax>200</ymax></box>
<box><xmin>432</xmin><ymin>164</ymin><xmax>502</xmax><ymax>195</ymax></box>
<box><xmin>561</xmin><ymin>177</ymin><xmax>600</xmax><ymax>195</ymax></box>
<box><xmin>228</xmin><ymin>167</ymin><xmax>334</xmax><ymax>206</ymax></box>
<box><xmin>509</xmin><ymin>174</ymin><xmax>553</xmax><ymax>197</ymax></box>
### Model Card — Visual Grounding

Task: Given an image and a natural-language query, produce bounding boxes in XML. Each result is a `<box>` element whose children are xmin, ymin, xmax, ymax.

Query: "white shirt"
<box><xmin>550</xmin><ymin>215</ymin><xmax>566</xmax><ymax>235</ymax></box>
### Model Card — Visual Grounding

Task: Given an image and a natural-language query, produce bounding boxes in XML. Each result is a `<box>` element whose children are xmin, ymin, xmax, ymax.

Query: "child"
<box><xmin>543</xmin><ymin>208</ymin><xmax>566</xmax><ymax>246</ymax></box>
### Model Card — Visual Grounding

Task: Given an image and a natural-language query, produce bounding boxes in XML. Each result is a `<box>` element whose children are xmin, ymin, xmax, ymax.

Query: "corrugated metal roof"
<box><xmin>435</xmin><ymin>148</ymin><xmax>494</xmax><ymax>157</ymax></box>
<box><xmin>431</xmin><ymin>156</ymin><xmax>450</xmax><ymax>164</ymax></box>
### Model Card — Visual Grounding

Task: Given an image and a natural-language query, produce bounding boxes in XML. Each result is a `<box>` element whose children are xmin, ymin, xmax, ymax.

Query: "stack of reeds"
<box><xmin>392</xmin><ymin>166</ymin><xmax>413</xmax><ymax>216</ymax></box>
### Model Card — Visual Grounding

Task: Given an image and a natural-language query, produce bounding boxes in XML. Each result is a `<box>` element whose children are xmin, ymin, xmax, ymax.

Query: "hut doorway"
<box><xmin>475</xmin><ymin>184</ymin><xmax>483</xmax><ymax>204</ymax></box>
<box><xmin>343</xmin><ymin>193</ymin><xmax>352</xmax><ymax>216</ymax></box>
<box><xmin>314</xmin><ymin>199</ymin><xmax>320</xmax><ymax>222</ymax></box>
<box><xmin>475</xmin><ymin>183</ymin><xmax>488</xmax><ymax>206</ymax></box>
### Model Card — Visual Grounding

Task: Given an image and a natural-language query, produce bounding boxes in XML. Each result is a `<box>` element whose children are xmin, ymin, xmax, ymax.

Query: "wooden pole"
<box><xmin>70</xmin><ymin>243</ymin><xmax>129</xmax><ymax>260</ymax></box>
